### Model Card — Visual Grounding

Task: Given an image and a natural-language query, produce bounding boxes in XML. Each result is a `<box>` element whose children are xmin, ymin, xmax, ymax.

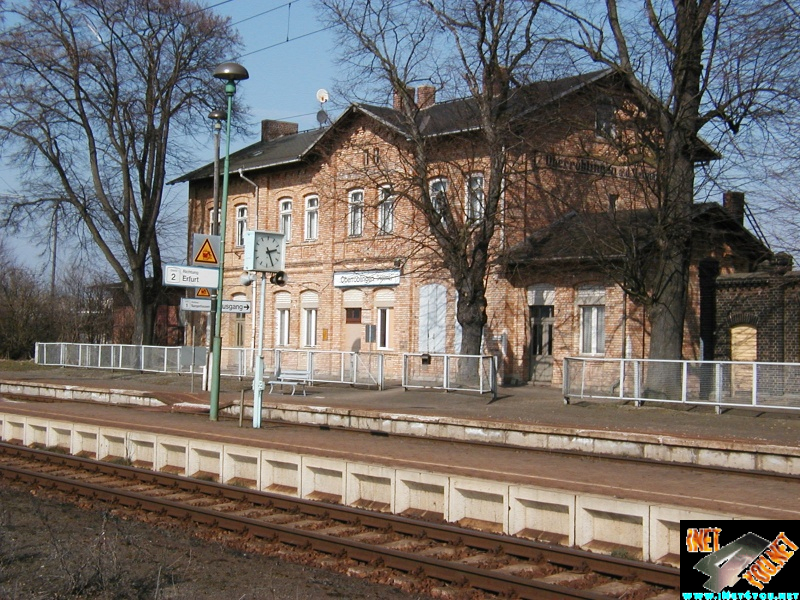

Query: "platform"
<box><xmin>1</xmin><ymin>365</ymin><xmax>799</xmax><ymax>565</ymax></box>
<box><xmin>1</xmin><ymin>366</ymin><xmax>798</xmax><ymax>473</ymax></box>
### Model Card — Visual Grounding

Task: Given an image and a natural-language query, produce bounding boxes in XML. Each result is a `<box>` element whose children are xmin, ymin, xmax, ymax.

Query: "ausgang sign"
<box><xmin>333</xmin><ymin>269</ymin><xmax>401</xmax><ymax>287</ymax></box>
<box><xmin>180</xmin><ymin>298</ymin><xmax>251</xmax><ymax>313</ymax></box>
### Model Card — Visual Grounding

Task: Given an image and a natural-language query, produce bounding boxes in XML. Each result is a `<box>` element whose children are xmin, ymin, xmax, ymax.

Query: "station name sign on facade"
<box><xmin>333</xmin><ymin>269</ymin><xmax>401</xmax><ymax>288</ymax></box>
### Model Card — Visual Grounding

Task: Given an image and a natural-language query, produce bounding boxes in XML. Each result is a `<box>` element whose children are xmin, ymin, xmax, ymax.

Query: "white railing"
<box><xmin>402</xmin><ymin>353</ymin><xmax>498</xmax><ymax>397</ymax></box>
<box><xmin>272</xmin><ymin>349</ymin><xmax>384</xmax><ymax>389</ymax></box>
<box><xmin>34</xmin><ymin>343</ymin><xmax>384</xmax><ymax>388</ymax></box>
<box><xmin>35</xmin><ymin>342</ymin><xmax>242</xmax><ymax>376</ymax></box>
<box><xmin>563</xmin><ymin>357</ymin><xmax>800</xmax><ymax>412</ymax></box>
<box><xmin>35</xmin><ymin>342</ymin><xmax>187</xmax><ymax>373</ymax></box>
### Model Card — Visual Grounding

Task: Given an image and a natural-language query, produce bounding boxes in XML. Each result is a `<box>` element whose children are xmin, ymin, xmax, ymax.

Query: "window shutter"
<box><xmin>343</xmin><ymin>289</ymin><xmax>364</xmax><ymax>308</ymax></box>
<box><xmin>275</xmin><ymin>291</ymin><xmax>291</xmax><ymax>309</ymax></box>
<box><xmin>374</xmin><ymin>289</ymin><xmax>395</xmax><ymax>308</ymax></box>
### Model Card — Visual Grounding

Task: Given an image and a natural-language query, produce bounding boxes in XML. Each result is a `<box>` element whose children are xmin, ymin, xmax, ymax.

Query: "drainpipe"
<box><xmin>238</xmin><ymin>169</ymin><xmax>260</xmax><ymax>362</ymax></box>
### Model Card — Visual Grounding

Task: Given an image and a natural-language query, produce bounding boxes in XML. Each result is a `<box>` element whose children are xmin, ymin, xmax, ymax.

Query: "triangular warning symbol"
<box><xmin>197</xmin><ymin>288</ymin><xmax>211</xmax><ymax>297</ymax></box>
<box><xmin>194</xmin><ymin>239</ymin><xmax>218</xmax><ymax>265</ymax></box>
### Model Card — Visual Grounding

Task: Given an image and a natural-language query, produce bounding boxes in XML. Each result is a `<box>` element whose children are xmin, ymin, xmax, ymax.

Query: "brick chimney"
<box><xmin>393</xmin><ymin>86</ymin><xmax>416</xmax><ymax>111</ymax></box>
<box><xmin>417</xmin><ymin>85</ymin><xmax>436</xmax><ymax>109</ymax></box>
<box><xmin>722</xmin><ymin>191</ymin><xmax>745</xmax><ymax>225</ymax></box>
<box><xmin>261</xmin><ymin>119</ymin><xmax>298</xmax><ymax>142</ymax></box>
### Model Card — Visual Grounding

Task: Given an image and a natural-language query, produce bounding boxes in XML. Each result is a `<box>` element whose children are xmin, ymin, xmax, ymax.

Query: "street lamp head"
<box><xmin>208</xmin><ymin>109</ymin><xmax>226</xmax><ymax>122</ymax></box>
<box><xmin>212</xmin><ymin>62</ymin><xmax>249</xmax><ymax>82</ymax></box>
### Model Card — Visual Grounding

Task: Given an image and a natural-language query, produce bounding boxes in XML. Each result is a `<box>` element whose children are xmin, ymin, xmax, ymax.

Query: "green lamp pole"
<box><xmin>209</xmin><ymin>61</ymin><xmax>249</xmax><ymax>421</ymax></box>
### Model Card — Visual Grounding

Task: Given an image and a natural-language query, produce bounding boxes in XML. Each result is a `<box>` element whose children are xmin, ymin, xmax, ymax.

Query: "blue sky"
<box><xmin>1</xmin><ymin>0</ymin><xmax>343</xmax><ymax>270</ymax></box>
<box><xmin>158</xmin><ymin>0</ymin><xmax>343</xmax><ymax>264</ymax></box>
<box><xmin>209</xmin><ymin>0</ymin><xmax>341</xmax><ymax>148</ymax></box>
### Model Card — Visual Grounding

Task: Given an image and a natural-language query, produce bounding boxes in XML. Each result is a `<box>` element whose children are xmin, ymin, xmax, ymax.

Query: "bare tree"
<box><xmin>548</xmin><ymin>0</ymin><xmax>800</xmax><ymax>366</ymax></box>
<box><xmin>0</xmin><ymin>241</ymin><xmax>55</xmax><ymax>358</ymax></box>
<box><xmin>320</xmin><ymin>0</ymin><xmax>546</xmax><ymax>357</ymax></box>
<box><xmin>0</xmin><ymin>0</ymin><xmax>241</xmax><ymax>344</ymax></box>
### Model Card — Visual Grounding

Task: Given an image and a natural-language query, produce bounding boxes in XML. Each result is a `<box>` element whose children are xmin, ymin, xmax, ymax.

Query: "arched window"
<box><xmin>300</xmin><ymin>291</ymin><xmax>319</xmax><ymax>347</ymax></box>
<box><xmin>429</xmin><ymin>178</ymin><xmax>448</xmax><ymax>220</ymax></box>
<box><xmin>378</xmin><ymin>186</ymin><xmax>394</xmax><ymax>234</ymax></box>
<box><xmin>466</xmin><ymin>173</ymin><xmax>484</xmax><ymax>221</ymax></box>
<box><xmin>275</xmin><ymin>291</ymin><xmax>291</xmax><ymax>346</ymax></box>
<box><xmin>208</xmin><ymin>207</ymin><xmax>220</xmax><ymax>234</ymax></box>
<box><xmin>235</xmin><ymin>205</ymin><xmax>248</xmax><ymax>247</ymax></box>
<box><xmin>304</xmin><ymin>195</ymin><xmax>319</xmax><ymax>241</ymax></box>
<box><xmin>232</xmin><ymin>292</ymin><xmax>247</xmax><ymax>346</ymax></box>
<box><xmin>374</xmin><ymin>289</ymin><xmax>395</xmax><ymax>349</ymax></box>
<box><xmin>731</xmin><ymin>324</ymin><xmax>757</xmax><ymax>395</ymax></box>
<box><xmin>279</xmin><ymin>198</ymin><xmax>292</xmax><ymax>243</ymax></box>
<box><xmin>348</xmin><ymin>189</ymin><xmax>363</xmax><ymax>236</ymax></box>
<box><xmin>577</xmin><ymin>285</ymin><xmax>605</xmax><ymax>355</ymax></box>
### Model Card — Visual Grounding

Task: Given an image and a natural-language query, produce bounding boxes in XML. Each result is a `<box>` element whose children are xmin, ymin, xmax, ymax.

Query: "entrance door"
<box><xmin>344</xmin><ymin>307</ymin><xmax>362</xmax><ymax>353</ymax></box>
<box><xmin>529</xmin><ymin>305</ymin><xmax>554</xmax><ymax>383</ymax></box>
<box><xmin>731</xmin><ymin>325</ymin><xmax>757</xmax><ymax>396</ymax></box>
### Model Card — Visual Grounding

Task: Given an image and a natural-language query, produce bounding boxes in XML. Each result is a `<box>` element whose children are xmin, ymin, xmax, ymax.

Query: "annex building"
<box><xmin>174</xmin><ymin>70</ymin><xmax>771</xmax><ymax>387</ymax></box>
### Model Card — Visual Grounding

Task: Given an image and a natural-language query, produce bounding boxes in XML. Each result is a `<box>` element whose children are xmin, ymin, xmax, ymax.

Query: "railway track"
<box><xmin>0</xmin><ymin>441</ymin><xmax>679</xmax><ymax>599</ymax></box>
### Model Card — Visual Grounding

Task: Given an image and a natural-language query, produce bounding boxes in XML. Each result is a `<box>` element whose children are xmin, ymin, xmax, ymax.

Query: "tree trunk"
<box><xmin>455</xmin><ymin>279</ymin><xmax>488</xmax><ymax>383</ymax></box>
<box><xmin>128</xmin><ymin>270</ymin><xmax>158</xmax><ymax>347</ymax></box>
<box><xmin>644</xmin><ymin>136</ymin><xmax>695</xmax><ymax>397</ymax></box>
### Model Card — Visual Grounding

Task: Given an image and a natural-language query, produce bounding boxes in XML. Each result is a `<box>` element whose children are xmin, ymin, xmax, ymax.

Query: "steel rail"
<box><xmin>0</xmin><ymin>443</ymin><xmax>679</xmax><ymax>599</ymax></box>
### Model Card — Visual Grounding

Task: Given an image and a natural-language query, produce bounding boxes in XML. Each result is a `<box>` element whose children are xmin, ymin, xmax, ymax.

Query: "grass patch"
<box><xmin>0</xmin><ymin>359</ymin><xmax>56</xmax><ymax>372</ymax></box>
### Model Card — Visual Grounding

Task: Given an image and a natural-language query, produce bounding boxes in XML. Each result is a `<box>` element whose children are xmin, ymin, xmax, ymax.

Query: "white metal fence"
<box><xmin>402</xmin><ymin>353</ymin><xmax>498</xmax><ymax>397</ymax></box>
<box><xmin>36</xmin><ymin>342</ymin><xmax>189</xmax><ymax>373</ymax></box>
<box><xmin>563</xmin><ymin>357</ymin><xmax>800</xmax><ymax>412</ymax></box>
<box><xmin>34</xmin><ymin>343</ymin><xmax>385</xmax><ymax>388</ymax></box>
<box><xmin>273</xmin><ymin>349</ymin><xmax>384</xmax><ymax>389</ymax></box>
<box><xmin>35</xmin><ymin>343</ymin><xmax>500</xmax><ymax>395</ymax></box>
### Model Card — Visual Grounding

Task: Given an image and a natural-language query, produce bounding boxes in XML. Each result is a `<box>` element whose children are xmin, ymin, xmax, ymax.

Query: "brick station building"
<box><xmin>173</xmin><ymin>70</ymin><xmax>772</xmax><ymax>387</ymax></box>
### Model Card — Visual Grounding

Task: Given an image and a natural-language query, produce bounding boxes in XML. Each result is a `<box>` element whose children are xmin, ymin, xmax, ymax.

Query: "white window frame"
<box><xmin>466</xmin><ymin>173</ymin><xmax>484</xmax><ymax>221</ymax></box>
<box><xmin>596</xmin><ymin>101</ymin><xmax>617</xmax><ymax>138</ymax></box>
<box><xmin>429</xmin><ymin>178</ymin><xmax>448</xmax><ymax>222</ymax></box>
<box><xmin>302</xmin><ymin>307</ymin><xmax>318</xmax><ymax>347</ymax></box>
<box><xmin>304</xmin><ymin>195</ymin><xmax>319</xmax><ymax>241</ymax></box>
<box><xmin>275</xmin><ymin>308</ymin><xmax>290</xmax><ymax>347</ymax></box>
<box><xmin>235</xmin><ymin>205</ymin><xmax>248</xmax><ymax>247</ymax></box>
<box><xmin>378</xmin><ymin>186</ymin><xmax>394</xmax><ymax>234</ymax></box>
<box><xmin>208</xmin><ymin>207</ymin><xmax>220</xmax><ymax>235</ymax></box>
<box><xmin>348</xmin><ymin>189</ymin><xmax>364</xmax><ymax>237</ymax></box>
<box><xmin>279</xmin><ymin>198</ymin><xmax>292</xmax><ymax>243</ymax></box>
<box><xmin>377</xmin><ymin>307</ymin><xmax>391</xmax><ymax>349</ymax></box>
<box><xmin>580</xmin><ymin>305</ymin><xmax>605</xmax><ymax>355</ymax></box>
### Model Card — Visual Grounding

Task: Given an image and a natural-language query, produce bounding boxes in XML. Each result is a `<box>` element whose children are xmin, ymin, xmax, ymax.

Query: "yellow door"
<box><xmin>731</xmin><ymin>325</ymin><xmax>757</xmax><ymax>396</ymax></box>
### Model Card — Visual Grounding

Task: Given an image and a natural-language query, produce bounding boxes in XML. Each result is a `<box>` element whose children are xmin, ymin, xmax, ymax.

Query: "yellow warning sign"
<box><xmin>196</xmin><ymin>287</ymin><xmax>211</xmax><ymax>297</ymax></box>
<box><xmin>194</xmin><ymin>239</ymin><xmax>218</xmax><ymax>265</ymax></box>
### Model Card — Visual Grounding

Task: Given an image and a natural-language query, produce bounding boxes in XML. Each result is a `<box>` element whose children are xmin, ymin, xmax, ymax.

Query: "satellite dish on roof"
<box><xmin>316</xmin><ymin>89</ymin><xmax>330</xmax><ymax>127</ymax></box>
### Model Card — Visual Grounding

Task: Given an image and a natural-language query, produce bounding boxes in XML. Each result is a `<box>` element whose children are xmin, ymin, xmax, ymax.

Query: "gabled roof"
<box><xmin>172</xmin><ymin>68</ymin><xmax>717</xmax><ymax>184</ymax></box>
<box><xmin>170</xmin><ymin>127</ymin><xmax>328</xmax><ymax>184</ymax></box>
<box><xmin>353</xmin><ymin>69</ymin><xmax>613</xmax><ymax>139</ymax></box>
<box><xmin>506</xmin><ymin>203</ymin><xmax>771</xmax><ymax>268</ymax></box>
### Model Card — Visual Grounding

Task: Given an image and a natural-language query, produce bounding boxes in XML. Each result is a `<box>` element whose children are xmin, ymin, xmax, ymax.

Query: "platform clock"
<box><xmin>243</xmin><ymin>230</ymin><xmax>285</xmax><ymax>273</ymax></box>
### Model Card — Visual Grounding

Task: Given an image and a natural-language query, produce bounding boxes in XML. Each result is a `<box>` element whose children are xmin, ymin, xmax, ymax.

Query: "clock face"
<box><xmin>245</xmin><ymin>231</ymin><xmax>285</xmax><ymax>272</ymax></box>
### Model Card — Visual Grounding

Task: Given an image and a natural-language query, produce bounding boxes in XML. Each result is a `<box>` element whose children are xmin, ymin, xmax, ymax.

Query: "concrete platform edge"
<box><xmin>3</xmin><ymin>378</ymin><xmax>799</xmax><ymax>475</ymax></box>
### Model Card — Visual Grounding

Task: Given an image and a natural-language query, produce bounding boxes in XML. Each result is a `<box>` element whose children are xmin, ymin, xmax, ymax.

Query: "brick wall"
<box><xmin>715</xmin><ymin>262</ymin><xmax>800</xmax><ymax>363</ymax></box>
<box><xmin>183</xmin><ymin>96</ymin><xmax>767</xmax><ymax>387</ymax></box>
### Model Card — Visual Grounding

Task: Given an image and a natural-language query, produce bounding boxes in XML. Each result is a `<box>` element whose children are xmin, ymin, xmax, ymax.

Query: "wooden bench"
<box><xmin>267</xmin><ymin>369</ymin><xmax>311</xmax><ymax>396</ymax></box>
